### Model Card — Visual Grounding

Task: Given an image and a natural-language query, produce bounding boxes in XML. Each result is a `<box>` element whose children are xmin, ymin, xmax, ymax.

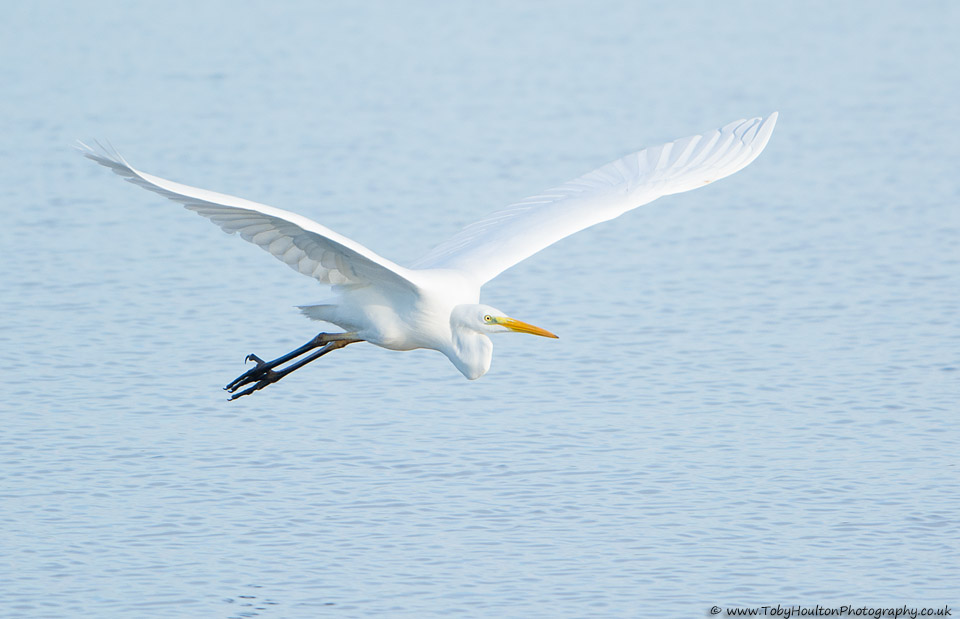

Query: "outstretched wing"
<box><xmin>413</xmin><ymin>113</ymin><xmax>778</xmax><ymax>284</ymax></box>
<box><xmin>80</xmin><ymin>143</ymin><xmax>420</xmax><ymax>291</ymax></box>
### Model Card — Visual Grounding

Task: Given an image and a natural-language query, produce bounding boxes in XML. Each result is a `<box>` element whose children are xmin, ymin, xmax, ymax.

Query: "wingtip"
<box><xmin>747</xmin><ymin>111</ymin><xmax>778</xmax><ymax>133</ymax></box>
<box><xmin>748</xmin><ymin>112</ymin><xmax>778</xmax><ymax>154</ymax></box>
<box><xmin>77</xmin><ymin>139</ymin><xmax>138</xmax><ymax>176</ymax></box>
<box><xmin>75</xmin><ymin>139</ymin><xmax>98</xmax><ymax>159</ymax></box>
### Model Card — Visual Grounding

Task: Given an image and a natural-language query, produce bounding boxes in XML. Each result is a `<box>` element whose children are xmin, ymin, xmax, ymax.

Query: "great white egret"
<box><xmin>81</xmin><ymin>113</ymin><xmax>777</xmax><ymax>399</ymax></box>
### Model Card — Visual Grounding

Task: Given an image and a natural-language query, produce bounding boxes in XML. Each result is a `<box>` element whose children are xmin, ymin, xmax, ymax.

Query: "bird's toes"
<box><xmin>227</xmin><ymin>371</ymin><xmax>278</xmax><ymax>401</ymax></box>
<box><xmin>228</xmin><ymin>382</ymin><xmax>260</xmax><ymax>400</ymax></box>
<box><xmin>245</xmin><ymin>354</ymin><xmax>266</xmax><ymax>365</ymax></box>
<box><xmin>225</xmin><ymin>363</ymin><xmax>269</xmax><ymax>392</ymax></box>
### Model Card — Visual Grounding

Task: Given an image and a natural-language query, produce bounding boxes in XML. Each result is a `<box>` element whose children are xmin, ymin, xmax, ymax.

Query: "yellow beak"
<box><xmin>496</xmin><ymin>316</ymin><xmax>559</xmax><ymax>339</ymax></box>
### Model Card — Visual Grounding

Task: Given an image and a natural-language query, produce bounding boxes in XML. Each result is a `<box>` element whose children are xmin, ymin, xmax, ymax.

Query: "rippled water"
<box><xmin>2</xmin><ymin>2</ymin><xmax>958</xmax><ymax>617</ymax></box>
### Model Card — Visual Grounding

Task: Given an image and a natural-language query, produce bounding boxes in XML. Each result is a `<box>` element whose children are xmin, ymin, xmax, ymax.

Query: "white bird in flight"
<box><xmin>81</xmin><ymin>113</ymin><xmax>777</xmax><ymax>399</ymax></box>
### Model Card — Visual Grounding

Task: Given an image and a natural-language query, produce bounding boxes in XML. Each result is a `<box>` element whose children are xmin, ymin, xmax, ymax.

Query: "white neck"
<box><xmin>447</xmin><ymin>329</ymin><xmax>493</xmax><ymax>380</ymax></box>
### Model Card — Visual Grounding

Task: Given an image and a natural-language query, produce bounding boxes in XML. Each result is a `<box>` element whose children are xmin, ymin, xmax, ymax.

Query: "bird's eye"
<box><xmin>484</xmin><ymin>314</ymin><xmax>493</xmax><ymax>323</ymax></box>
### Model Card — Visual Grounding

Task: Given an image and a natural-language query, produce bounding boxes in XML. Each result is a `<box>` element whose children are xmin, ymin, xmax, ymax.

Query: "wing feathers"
<box><xmin>80</xmin><ymin>142</ymin><xmax>420</xmax><ymax>291</ymax></box>
<box><xmin>412</xmin><ymin>113</ymin><xmax>777</xmax><ymax>283</ymax></box>
<box><xmin>83</xmin><ymin>114</ymin><xmax>776</xmax><ymax>294</ymax></box>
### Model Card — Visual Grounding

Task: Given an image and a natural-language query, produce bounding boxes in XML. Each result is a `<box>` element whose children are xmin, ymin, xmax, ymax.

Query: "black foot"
<box><xmin>227</xmin><ymin>368</ymin><xmax>282</xmax><ymax>400</ymax></box>
<box><xmin>224</xmin><ymin>354</ymin><xmax>277</xmax><ymax>399</ymax></box>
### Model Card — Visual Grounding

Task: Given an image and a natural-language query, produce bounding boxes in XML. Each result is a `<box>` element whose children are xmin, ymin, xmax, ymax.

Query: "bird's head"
<box><xmin>454</xmin><ymin>304</ymin><xmax>559</xmax><ymax>339</ymax></box>
<box><xmin>446</xmin><ymin>305</ymin><xmax>558</xmax><ymax>380</ymax></box>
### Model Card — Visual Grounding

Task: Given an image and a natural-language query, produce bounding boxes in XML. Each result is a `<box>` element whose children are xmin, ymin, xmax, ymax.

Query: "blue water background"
<box><xmin>1</xmin><ymin>2</ymin><xmax>957</xmax><ymax>617</ymax></box>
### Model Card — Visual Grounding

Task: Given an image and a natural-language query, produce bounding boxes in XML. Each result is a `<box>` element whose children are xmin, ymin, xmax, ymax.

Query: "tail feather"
<box><xmin>298</xmin><ymin>304</ymin><xmax>336</xmax><ymax>322</ymax></box>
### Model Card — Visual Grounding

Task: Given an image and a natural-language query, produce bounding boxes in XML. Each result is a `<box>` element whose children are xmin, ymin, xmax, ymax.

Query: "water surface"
<box><xmin>1</xmin><ymin>2</ymin><xmax>957</xmax><ymax>617</ymax></box>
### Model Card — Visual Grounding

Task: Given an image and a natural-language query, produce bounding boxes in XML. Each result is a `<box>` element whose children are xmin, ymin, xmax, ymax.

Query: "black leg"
<box><xmin>224</xmin><ymin>333</ymin><xmax>326</xmax><ymax>393</ymax></box>
<box><xmin>224</xmin><ymin>333</ymin><xmax>360</xmax><ymax>400</ymax></box>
